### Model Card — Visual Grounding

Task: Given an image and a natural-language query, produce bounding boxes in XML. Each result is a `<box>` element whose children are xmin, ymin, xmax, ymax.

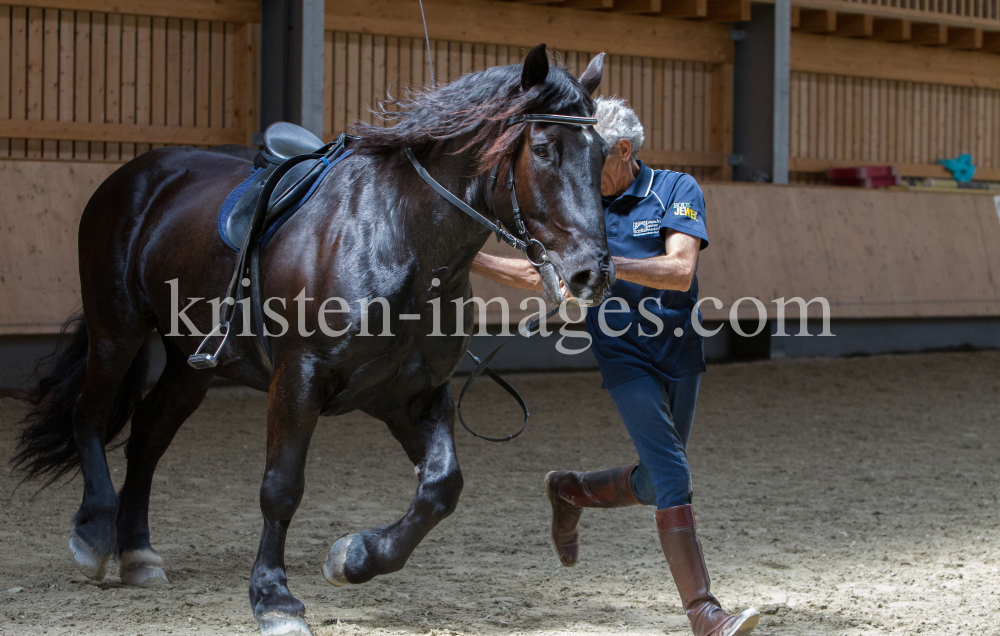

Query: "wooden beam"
<box><xmin>799</xmin><ymin>9</ymin><xmax>836</xmax><ymax>34</ymax></box>
<box><xmin>0</xmin><ymin>119</ymin><xmax>247</xmax><ymax>145</ymax></box>
<box><xmin>948</xmin><ymin>27</ymin><xmax>983</xmax><ymax>50</ymax></box>
<box><xmin>911</xmin><ymin>23</ymin><xmax>947</xmax><ymax>46</ymax></box>
<box><xmin>706</xmin><ymin>0</ymin><xmax>750</xmax><ymax>22</ymax></box>
<box><xmin>872</xmin><ymin>18</ymin><xmax>911</xmax><ymax>42</ymax></box>
<box><xmin>791</xmin><ymin>0</ymin><xmax>1000</xmax><ymax>32</ymax></box>
<box><xmin>788</xmin><ymin>157</ymin><xmax>1000</xmax><ymax>182</ymax></box>
<box><xmin>791</xmin><ymin>32</ymin><xmax>1000</xmax><ymax>90</ymax></box>
<box><xmin>613</xmin><ymin>0</ymin><xmax>662</xmax><ymax>13</ymax></box>
<box><xmin>10</xmin><ymin>0</ymin><xmax>259</xmax><ymax>23</ymax></box>
<box><xmin>835</xmin><ymin>13</ymin><xmax>873</xmax><ymax>38</ymax></box>
<box><xmin>641</xmin><ymin>149</ymin><xmax>728</xmax><ymax>167</ymax></box>
<box><xmin>327</xmin><ymin>0</ymin><xmax>734</xmax><ymax>64</ymax></box>
<box><xmin>660</xmin><ymin>0</ymin><xmax>707</xmax><ymax>19</ymax></box>
<box><xmin>983</xmin><ymin>31</ymin><xmax>1000</xmax><ymax>54</ymax></box>
<box><xmin>790</xmin><ymin>6</ymin><xmax>799</xmax><ymax>29</ymax></box>
<box><xmin>560</xmin><ymin>0</ymin><xmax>614</xmax><ymax>9</ymax></box>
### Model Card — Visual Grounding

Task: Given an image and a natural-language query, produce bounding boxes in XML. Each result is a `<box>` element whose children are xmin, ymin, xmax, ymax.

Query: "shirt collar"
<box><xmin>603</xmin><ymin>160</ymin><xmax>654</xmax><ymax>208</ymax></box>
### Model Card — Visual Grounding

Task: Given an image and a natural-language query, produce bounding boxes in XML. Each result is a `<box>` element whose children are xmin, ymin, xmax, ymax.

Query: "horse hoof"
<box><xmin>322</xmin><ymin>534</ymin><xmax>359</xmax><ymax>587</ymax></box>
<box><xmin>257</xmin><ymin>612</ymin><xmax>311</xmax><ymax>636</ymax></box>
<box><xmin>69</xmin><ymin>531</ymin><xmax>109</xmax><ymax>581</ymax></box>
<box><xmin>119</xmin><ymin>549</ymin><xmax>169</xmax><ymax>587</ymax></box>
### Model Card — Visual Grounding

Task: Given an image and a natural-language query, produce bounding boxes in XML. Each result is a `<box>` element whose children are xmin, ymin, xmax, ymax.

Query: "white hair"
<box><xmin>594</xmin><ymin>96</ymin><xmax>644</xmax><ymax>157</ymax></box>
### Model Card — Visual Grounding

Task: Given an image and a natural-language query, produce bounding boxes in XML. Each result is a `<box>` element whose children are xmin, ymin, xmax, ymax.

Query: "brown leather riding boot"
<box><xmin>544</xmin><ymin>463</ymin><xmax>640</xmax><ymax>566</ymax></box>
<box><xmin>656</xmin><ymin>505</ymin><xmax>759</xmax><ymax>636</ymax></box>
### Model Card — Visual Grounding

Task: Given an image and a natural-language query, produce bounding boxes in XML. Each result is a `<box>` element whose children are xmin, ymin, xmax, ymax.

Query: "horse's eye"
<box><xmin>532</xmin><ymin>145</ymin><xmax>548</xmax><ymax>158</ymax></box>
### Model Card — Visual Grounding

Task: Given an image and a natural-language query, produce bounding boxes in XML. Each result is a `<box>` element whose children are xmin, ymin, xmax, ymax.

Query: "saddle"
<box><xmin>191</xmin><ymin>122</ymin><xmax>355</xmax><ymax>371</ymax></box>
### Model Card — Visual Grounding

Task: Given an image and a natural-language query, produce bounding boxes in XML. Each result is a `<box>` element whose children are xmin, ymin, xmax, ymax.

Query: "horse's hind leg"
<box><xmin>323</xmin><ymin>383</ymin><xmax>463</xmax><ymax>586</ymax></box>
<box><xmin>116</xmin><ymin>337</ymin><xmax>213</xmax><ymax>587</ymax></box>
<box><xmin>69</xmin><ymin>324</ymin><xmax>151</xmax><ymax>581</ymax></box>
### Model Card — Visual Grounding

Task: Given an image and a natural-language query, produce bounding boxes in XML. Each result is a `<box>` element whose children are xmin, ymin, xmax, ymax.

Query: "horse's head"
<box><xmin>501</xmin><ymin>45</ymin><xmax>612</xmax><ymax>305</ymax></box>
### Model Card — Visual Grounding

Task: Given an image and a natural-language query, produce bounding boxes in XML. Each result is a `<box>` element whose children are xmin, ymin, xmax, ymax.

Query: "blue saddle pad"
<box><xmin>217</xmin><ymin>149</ymin><xmax>354</xmax><ymax>251</ymax></box>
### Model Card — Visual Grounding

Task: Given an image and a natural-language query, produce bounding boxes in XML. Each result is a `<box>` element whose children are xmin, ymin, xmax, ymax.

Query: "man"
<box><xmin>471</xmin><ymin>97</ymin><xmax>758</xmax><ymax>636</ymax></box>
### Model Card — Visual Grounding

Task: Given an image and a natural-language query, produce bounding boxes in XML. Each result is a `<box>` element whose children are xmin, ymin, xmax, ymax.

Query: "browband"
<box><xmin>507</xmin><ymin>114</ymin><xmax>597</xmax><ymax>126</ymax></box>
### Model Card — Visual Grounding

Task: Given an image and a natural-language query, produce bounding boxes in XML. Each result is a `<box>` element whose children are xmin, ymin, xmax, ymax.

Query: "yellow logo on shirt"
<box><xmin>673</xmin><ymin>202</ymin><xmax>698</xmax><ymax>221</ymax></box>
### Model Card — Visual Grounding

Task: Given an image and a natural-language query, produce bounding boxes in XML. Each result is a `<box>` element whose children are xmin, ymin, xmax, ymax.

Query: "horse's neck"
<box><xmin>404</xmin><ymin>151</ymin><xmax>493</xmax><ymax>271</ymax></box>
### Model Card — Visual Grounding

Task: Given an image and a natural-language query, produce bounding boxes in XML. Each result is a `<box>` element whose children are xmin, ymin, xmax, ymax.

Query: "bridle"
<box><xmin>405</xmin><ymin>112</ymin><xmax>598</xmax><ymax>442</ymax></box>
<box><xmin>405</xmin><ymin>113</ymin><xmax>597</xmax><ymax>278</ymax></box>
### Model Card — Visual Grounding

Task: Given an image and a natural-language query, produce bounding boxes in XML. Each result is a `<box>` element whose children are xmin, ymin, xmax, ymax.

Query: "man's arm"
<box><xmin>471</xmin><ymin>252</ymin><xmax>543</xmax><ymax>292</ymax></box>
<box><xmin>612</xmin><ymin>230</ymin><xmax>700</xmax><ymax>291</ymax></box>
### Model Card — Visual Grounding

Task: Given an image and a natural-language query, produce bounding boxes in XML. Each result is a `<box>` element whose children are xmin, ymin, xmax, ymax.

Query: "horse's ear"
<box><xmin>579</xmin><ymin>53</ymin><xmax>605</xmax><ymax>95</ymax></box>
<box><xmin>521</xmin><ymin>43</ymin><xmax>549</xmax><ymax>91</ymax></box>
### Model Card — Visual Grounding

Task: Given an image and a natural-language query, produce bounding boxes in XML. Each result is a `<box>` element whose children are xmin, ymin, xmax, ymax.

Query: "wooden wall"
<box><xmin>789</xmin><ymin>32</ymin><xmax>1000</xmax><ymax>181</ymax></box>
<box><xmin>0</xmin><ymin>2</ymin><xmax>257</xmax><ymax>157</ymax></box>
<box><xmin>470</xmin><ymin>184</ymin><xmax>1000</xmax><ymax>325</ymax></box>
<box><xmin>790</xmin><ymin>71</ymin><xmax>1000</xmax><ymax>171</ymax></box>
<box><xmin>322</xmin><ymin>32</ymin><xmax>730</xmax><ymax>180</ymax></box>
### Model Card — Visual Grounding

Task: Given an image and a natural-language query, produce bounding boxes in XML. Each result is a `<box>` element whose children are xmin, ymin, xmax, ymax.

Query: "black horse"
<box><xmin>7</xmin><ymin>45</ymin><xmax>611</xmax><ymax>635</ymax></box>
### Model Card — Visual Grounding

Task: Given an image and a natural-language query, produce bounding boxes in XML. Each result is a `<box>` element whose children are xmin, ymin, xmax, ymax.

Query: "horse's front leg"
<box><xmin>323</xmin><ymin>383</ymin><xmax>463</xmax><ymax>586</ymax></box>
<box><xmin>249</xmin><ymin>360</ymin><xmax>322</xmax><ymax>636</ymax></box>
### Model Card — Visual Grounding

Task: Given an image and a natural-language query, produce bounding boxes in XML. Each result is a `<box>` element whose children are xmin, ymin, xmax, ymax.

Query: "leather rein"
<box><xmin>406</xmin><ymin>112</ymin><xmax>598</xmax><ymax>442</ymax></box>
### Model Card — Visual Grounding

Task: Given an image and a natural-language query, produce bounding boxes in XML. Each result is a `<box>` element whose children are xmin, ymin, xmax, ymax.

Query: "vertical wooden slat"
<box><xmin>332</xmin><ymin>30</ymin><xmax>347</xmax><ymax>134</ymax></box>
<box><xmin>195</xmin><ymin>20</ymin><xmax>209</xmax><ymax>128</ymax></box>
<box><xmin>230</xmin><ymin>21</ymin><xmax>254</xmax><ymax>144</ymax></box>
<box><xmin>385</xmin><ymin>35</ymin><xmax>398</xmax><ymax>108</ymax></box>
<box><xmin>485</xmin><ymin>42</ymin><xmax>496</xmax><ymax>70</ymax></box>
<box><xmin>346</xmin><ymin>32</ymin><xmax>359</xmax><ymax>128</ymax></box>
<box><xmin>410</xmin><ymin>37</ymin><xmax>423</xmax><ymax>88</ymax></box>
<box><xmin>25</xmin><ymin>7</ymin><xmax>41</xmax><ymax>157</ymax></box>
<box><xmin>323</xmin><ymin>30</ymin><xmax>333</xmax><ymax>133</ymax></box>
<box><xmin>397</xmin><ymin>35</ymin><xmax>410</xmax><ymax>97</ymax></box>
<box><xmin>106</xmin><ymin>12</ymin><xmax>121</xmax><ymax>160</ymax></box>
<box><xmin>710</xmin><ymin>63</ymin><xmax>733</xmax><ymax>181</ymax></box>
<box><xmin>652</xmin><ymin>57</ymin><xmax>662</xmax><ymax>152</ymax></box>
<box><xmin>56</xmin><ymin>9</ymin><xmax>72</xmax><ymax>158</ymax></box>
<box><xmin>121</xmin><ymin>15</ymin><xmax>138</xmax><ymax>160</ymax></box>
<box><xmin>0</xmin><ymin>5</ymin><xmax>12</xmax><ymax>157</ymax></box>
<box><xmin>693</xmin><ymin>63</ymin><xmax>704</xmax><ymax>154</ymax></box>
<box><xmin>150</xmin><ymin>16</ymin><xmax>165</xmax><ymax>136</ymax></box>
<box><xmin>90</xmin><ymin>11</ymin><xmax>105</xmax><ymax>159</ymax></box>
<box><xmin>74</xmin><ymin>11</ymin><xmax>90</xmax><ymax>158</ymax></box>
<box><xmin>10</xmin><ymin>6</ymin><xmax>26</xmax><ymax>158</ymax></box>
<box><xmin>460</xmin><ymin>40</ymin><xmax>472</xmax><ymax>76</ymax></box>
<box><xmin>672</xmin><ymin>61</ymin><xmax>683</xmax><ymax>152</ymax></box>
<box><xmin>609</xmin><ymin>54</ymin><xmax>620</xmax><ymax>97</ymax></box>
<box><xmin>641</xmin><ymin>56</ymin><xmax>653</xmax><ymax>154</ymax></box>
<box><xmin>662</xmin><ymin>61</ymin><xmax>673</xmax><ymax>152</ymax></box>
<box><xmin>433</xmin><ymin>38</ymin><xmax>445</xmax><ymax>86</ymax></box>
<box><xmin>359</xmin><ymin>33</ymin><xmax>372</xmax><ymax>124</ymax></box>
<box><xmin>133</xmin><ymin>16</ymin><xmax>149</xmax><ymax>154</ymax></box>
<box><xmin>209</xmin><ymin>21</ymin><xmax>223</xmax><ymax>129</ymax></box>
<box><xmin>372</xmin><ymin>34</ymin><xmax>385</xmax><ymax>124</ymax></box>
<box><xmin>165</xmin><ymin>18</ymin><xmax>180</xmax><ymax>129</ymax></box>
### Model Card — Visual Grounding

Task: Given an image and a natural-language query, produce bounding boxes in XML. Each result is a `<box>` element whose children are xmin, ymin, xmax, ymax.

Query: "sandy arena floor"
<box><xmin>1</xmin><ymin>351</ymin><xmax>999</xmax><ymax>636</ymax></box>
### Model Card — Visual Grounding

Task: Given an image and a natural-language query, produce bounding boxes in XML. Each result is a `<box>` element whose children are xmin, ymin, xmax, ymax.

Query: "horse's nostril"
<box><xmin>569</xmin><ymin>268</ymin><xmax>596</xmax><ymax>293</ymax></box>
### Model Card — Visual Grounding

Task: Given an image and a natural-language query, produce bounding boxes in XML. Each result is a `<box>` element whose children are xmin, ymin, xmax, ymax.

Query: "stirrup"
<box><xmin>187</xmin><ymin>322</ymin><xmax>230</xmax><ymax>369</ymax></box>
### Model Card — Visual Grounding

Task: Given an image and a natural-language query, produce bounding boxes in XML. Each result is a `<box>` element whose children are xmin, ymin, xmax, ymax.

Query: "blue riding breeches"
<box><xmin>606</xmin><ymin>373</ymin><xmax>702</xmax><ymax>510</ymax></box>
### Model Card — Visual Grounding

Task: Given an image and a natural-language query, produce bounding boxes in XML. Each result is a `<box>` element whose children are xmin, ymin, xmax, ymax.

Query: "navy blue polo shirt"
<box><xmin>584</xmin><ymin>161</ymin><xmax>709</xmax><ymax>389</ymax></box>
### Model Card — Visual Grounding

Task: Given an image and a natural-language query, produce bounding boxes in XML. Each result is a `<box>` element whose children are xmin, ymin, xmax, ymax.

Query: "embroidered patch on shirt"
<box><xmin>633</xmin><ymin>219</ymin><xmax>661</xmax><ymax>237</ymax></box>
<box><xmin>673</xmin><ymin>202</ymin><xmax>698</xmax><ymax>221</ymax></box>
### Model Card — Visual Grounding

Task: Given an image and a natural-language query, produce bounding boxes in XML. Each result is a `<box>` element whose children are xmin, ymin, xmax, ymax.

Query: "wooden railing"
<box><xmin>0</xmin><ymin>1</ymin><xmax>258</xmax><ymax>161</ymax></box>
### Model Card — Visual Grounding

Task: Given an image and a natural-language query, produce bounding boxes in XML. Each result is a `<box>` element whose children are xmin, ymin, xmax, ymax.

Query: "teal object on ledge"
<box><xmin>938</xmin><ymin>154</ymin><xmax>976</xmax><ymax>182</ymax></box>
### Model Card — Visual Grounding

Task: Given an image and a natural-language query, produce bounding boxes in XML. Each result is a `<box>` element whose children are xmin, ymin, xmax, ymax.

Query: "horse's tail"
<box><xmin>5</xmin><ymin>313</ymin><xmax>150</xmax><ymax>487</ymax></box>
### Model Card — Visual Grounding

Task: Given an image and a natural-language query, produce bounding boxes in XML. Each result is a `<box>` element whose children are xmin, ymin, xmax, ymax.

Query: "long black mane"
<box><xmin>354</xmin><ymin>62</ymin><xmax>594</xmax><ymax>176</ymax></box>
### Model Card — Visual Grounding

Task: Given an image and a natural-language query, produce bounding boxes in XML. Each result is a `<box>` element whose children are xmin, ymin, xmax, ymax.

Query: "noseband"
<box><xmin>405</xmin><ymin>112</ymin><xmax>598</xmax><ymax>442</ymax></box>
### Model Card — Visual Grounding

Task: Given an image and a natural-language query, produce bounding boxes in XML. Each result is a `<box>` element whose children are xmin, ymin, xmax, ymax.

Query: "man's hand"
<box><xmin>471</xmin><ymin>252</ymin><xmax>543</xmax><ymax>292</ymax></box>
<box><xmin>612</xmin><ymin>230</ymin><xmax>700</xmax><ymax>291</ymax></box>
